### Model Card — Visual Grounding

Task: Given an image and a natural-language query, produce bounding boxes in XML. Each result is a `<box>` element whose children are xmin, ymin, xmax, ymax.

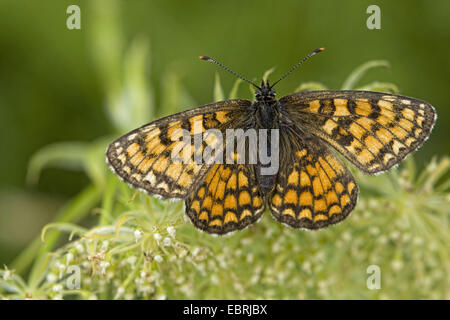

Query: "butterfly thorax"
<box><xmin>254</xmin><ymin>81</ymin><xmax>279</xmax><ymax>129</ymax></box>
<box><xmin>252</xmin><ymin>81</ymin><xmax>281</xmax><ymax>193</ymax></box>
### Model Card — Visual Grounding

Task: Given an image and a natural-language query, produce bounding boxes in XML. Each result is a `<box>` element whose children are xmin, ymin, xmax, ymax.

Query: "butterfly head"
<box><xmin>255</xmin><ymin>80</ymin><xmax>276</xmax><ymax>102</ymax></box>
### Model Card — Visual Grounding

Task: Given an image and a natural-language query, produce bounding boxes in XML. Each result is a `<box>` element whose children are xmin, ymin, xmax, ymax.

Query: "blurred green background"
<box><xmin>0</xmin><ymin>0</ymin><xmax>449</xmax><ymax>271</ymax></box>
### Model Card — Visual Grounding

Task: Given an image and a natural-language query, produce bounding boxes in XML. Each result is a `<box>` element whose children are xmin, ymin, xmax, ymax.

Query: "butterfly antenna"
<box><xmin>199</xmin><ymin>56</ymin><xmax>261</xmax><ymax>89</ymax></box>
<box><xmin>270</xmin><ymin>47</ymin><xmax>325</xmax><ymax>88</ymax></box>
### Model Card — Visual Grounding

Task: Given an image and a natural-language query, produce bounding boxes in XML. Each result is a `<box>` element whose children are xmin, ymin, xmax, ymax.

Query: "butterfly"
<box><xmin>106</xmin><ymin>48</ymin><xmax>436</xmax><ymax>235</ymax></box>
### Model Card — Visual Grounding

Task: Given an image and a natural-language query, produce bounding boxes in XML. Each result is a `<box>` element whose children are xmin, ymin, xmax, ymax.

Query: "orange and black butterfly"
<box><xmin>106</xmin><ymin>48</ymin><xmax>436</xmax><ymax>235</ymax></box>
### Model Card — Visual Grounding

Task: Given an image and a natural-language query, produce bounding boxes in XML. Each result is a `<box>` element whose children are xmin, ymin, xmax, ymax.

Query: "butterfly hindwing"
<box><xmin>270</xmin><ymin>132</ymin><xmax>358</xmax><ymax>229</ymax></box>
<box><xmin>185</xmin><ymin>164</ymin><xmax>265</xmax><ymax>234</ymax></box>
<box><xmin>280</xmin><ymin>90</ymin><xmax>436</xmax><ymax>173</ymax></box>
<box><xmin>106</xmin><ymin>99</ymin><xmax>251</xmax><ymax>198</ymax></box>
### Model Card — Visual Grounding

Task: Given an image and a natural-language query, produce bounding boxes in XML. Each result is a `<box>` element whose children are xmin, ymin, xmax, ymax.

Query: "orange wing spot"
<box><xmin>347</xmin><ymin>182</ymin><xmax>356</xmax><ymax>194</ymax></box>
<box><xmin>306</xmin><ymin>164</ymin><xmax>316</xmax><ymax>177</ymax></box>
<box><xmin>272</xmin><ymin>193</ymin><xmax>282</xmax><ymax>206</ymax></box>
<box><xmin>240</xmin><ymin>209</ymin><xmax>252</xmax><ymax>220</ymax></box>
<box><xmin>197</xmin><ymin>187</ymin><xmax>206</xmax><ymax>198</ymax></box>
<box><xmin>130</xmin><ymin>151</ymin><xmax>145</xmax><ymax>166</ymax></box>
<box><xmin>314</xmin><ymin>198</ymin><xmax>327</xmax><ymax>212</ymax></box>
<box><xmin>145</xmin><ymin>137</ymin><xmax>162</xmax><ymax>153</ymax></box>
<box><xmin>414</xmin><ymin>128</ymin><xmax>422</xmax><ymax>138</ymax></box>
<box><xmin>378</xmin><ymin>99</ymin><xmax>394</xmax><ymax>111</ymax></box>
<box><xmin>398</xmin><ymin>118</ymin><xmax>414</xmax><ymax>131</ymax></box>
<box><xmin>189</xmin><ymin>115</ymin><xmax>204</xmax><ymax>134</ymax></box>
<box><xmin>340</xmin><ymin>194</ymin><xmax>351</xmax><ymax>207</ymax></box>
<box><xmin>316</xmin><ymin>164</ymin><xmax>332</xmax><ymax>191</ymax></box>
<box><xmin>284</xmin><ymin>189</ymin><xmax>298</xmax><ymax>205</ymax></box>
<box><xmin>215</xmin><ymin>111</ymin><xmax>230</xmax><ymax>123</ymax></box>
<box><xmin>357</xmin><ymin>149</ymin><xmax>375</xmax><ymax>164</ymax></box>
<box><xmin>335</xmin><ymin>182</ymin><xmax>345</xmax><ymax>194</ymax></box>
<box><xmin>325</xmin><ymin>155</ymin><xmax>344</xmax><ymax>174</ymax></box>
<box><xmin>416</xmin><ymin>116</ymin><xmax>425</xmax><ymax>127</ymax></box>
<box><xmin>166</xmin><ymin>163</ymin><xmax>183</xmax><ymax>180</ymax></box>
<box><xmin>199</xmin><ymin>211</ymin><xmax>209</xmax><ymax>221</ymax></box>
<box><xmin>299</xmin><ymin>191</ymin><xmax>313</xmax><ymax>206</ymax></box>
<box><xmin>296</xmin><ymin>149</ymin><xmax>307</xmax><ymax>158</ymax></box>
<box><xmin>238</xmin><ymin>191</ymin><xmax>251</xmax><ymax>206</ymax></box>
<box><xmin>216</xmin><ymin>180</ymin><xmax>226</xmax><ymax>200</ymax></box>
<box><xmin>356</xmin><ymin>117</ymin><xmax>374</xmax><ymax>131</ymax></box>
<box><xmin>221</xmin><ymin>168</ymin><xmax>232</xmax><ymax>179</ymax></box>
<box><xmin>348</xmin><ymin>122</ymin><xmax>365</xmax><ymax>140</ymax></box>
<box><xmin>318</xmin><ymin>157</ymin><xmax>337</xmax><ymax>179</ymax></box>
<box><xmin>392</xmin><ymin>139</ymin><xmax>406</xmax><ymax>155</ymax></box>
<box><xmin>288</xmin><ymin>169</ymin><xmax>299</xmax><ymax>185</ymax></box>
<box><xmin>380</xmin><ymin>108</ymin><xmax>396</xmax><ymax>121</ymax></box>
<box><xmin>402</xmin><ymin>108</ymin><xmax>415</xmax><ymax>121</ymax></box>
<box><xmin>167</xmin><ymin>121</ymin><xmax>182</xmax><ymax>140</ymax></box>
<box><xmin>145</xmin><ymin>128</ymin><xmax>161</xmax><ymax>142</ymax></box>
<box><xmin>329</xmin><ymin>205</ymin><xmax>341</xmax><ymax>216</ymax></box>
<box><xmin>333</xmin><ymin>99</ymin><xmax>351</xmax><ymax>116</ymax></box>
<box><xmin>282</xmin><ymin>208</ymin><xmax>296</xmax><ymax>218</ymax></box>
<box><xmin>355</xmin><ymin>105</ymin><xmax>371</xmax><ymax>116</ymax></box>
<box><xmin>224</xmin><ymin>211</ymin><xmax>238</xmax><ymax>224</ymax></box>
<box><xmin>202</xmin><ymin>196</ymin><xmax>213</xmax><ymax>210</ymax></box>
<box><xmin>365</xmin><ymin>135</ymin><xmax>383</xmax><ymax>155</ymax></box>
<box><xmin>355</xmin><ymin>100</ymin><xmax>372</xmax><ymax>113</ymax></box>
<box><xmin>127</xmin><ymin>143</ymin><xmax>140</xmax><ymax>157</ymax></box>
<box><xmin>308</xmin><ymin>100</ymin><xmax>320</xmax><ymax>113</ymax></box>
<box><xmin>211</xmin><ymin>204</ymin><xmax>223</xmax><ymax>217</ymax></box>
<box><xmin>323</xmin><ymin>119</ymin><xmax>338</xmax><ymax>135</ymax></box>
<box><xmin>298</xmin><ymin>208</ymin><xmax>312</xmax><ymax>220</ymax></box>
<box><xmin>390</xmin><ymin>126</ymin><xmax>408</xmax><ymax>139</ymax></box>
<box><xmin>376</xmin><ymin>127</ymin><xmax>394</xmax><ymax>144</ymax></box>
<box><xmin>224</xmin><ymin>194</ymin><xmax>237</xmax><ymax>210</ymax></box>
<box><xmin>152</xmin><ymin>156</ymin><xmax>169</xmax><ymax>173</ymax></box>
<box><xmin>405</xmin><ymin>137</ymin><xmax>416</xmax><ymax>147</ymax></box>
<box><xmin>253</xmin><ymin>196</ymin><xmax>262</xmax><ymax>207</ymax></box>
<box><xmin>238</xmin><ymin>170</ymin><xmax>249</xmax><ymax>187</ymax></box>
<box><xmin>226</xmin><ymin>173</ymin><xmax>237</xmax><ymax>190</ymax></box>
<box><xmin>312</xmin><ymin>178</ymin><xmax>323</xmax><ymax>197</ymax></box>
<box><xmin>190</xmin><ymin>200</ymin><xmax>201</xmax><ymax>213</ymax></box>
<box><xmin>208</xmin><ymin>168</ymin><xmax>222</xmax><ymax>194</ymax></box>
<box><xmin>209</xmin><ymin>219</ymin><xmax>222</xmax><ymax>227</ymax></box>
<box><xmin>326</xmin><ymin>191</ymin><xmax>339</xmax><ymax>204</ymax></box>
<box><xmin>314</xmin><ymin>214</ymin><xmax>328</xmax><ymax>222</ymax></box>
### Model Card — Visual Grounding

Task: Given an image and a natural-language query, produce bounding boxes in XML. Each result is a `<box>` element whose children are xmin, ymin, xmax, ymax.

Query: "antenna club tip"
<box><xmin>318</xmin><ymin>47</ymin><xmax>325</xmax><ymax>51</ymax></box>
<box><xmin>199</xmin><ymin>55</ymin><xmax>210</xmax><ymax>61</ymax></box>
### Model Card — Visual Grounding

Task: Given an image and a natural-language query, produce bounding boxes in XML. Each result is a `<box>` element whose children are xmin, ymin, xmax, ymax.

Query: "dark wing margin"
<box><xmin>280</xmin><ymin>90</ymin><xmax>436</xmax><ymax>174</ymax></box>
<box><xmin>106</xmin><ymin>99</ymin><xmax>252</xmax><ymax>198</ymax></box>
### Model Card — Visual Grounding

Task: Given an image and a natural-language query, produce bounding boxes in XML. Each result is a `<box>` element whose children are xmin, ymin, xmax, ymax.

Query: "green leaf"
<box><xmin>356</xmin><ymin>81</ymin><xmax>399</xmax><ymax>93</ymax></box>
<box><xmin>294</xmin><ymin>81</ymin><xmax>328</xmax><ymax>92</ymax></box>
<box><xmin>229</xmin><ymin>78</ymin><xmax>242</xmax><ymax>99</ymax></box>
<box><xmin>22</xmin><ymin>185</ymin><xmax>101</xmax><ymax>288</ymax></box>
<box><xmin>341</xmin><ymin>60</ymin><xmax>390</xmax><ymax>90</ymax></box>
<box><xmin>41</xmin><ymin>223</ymin><xmax>87</xmax><ymax>242</ymax></box>
<box><xmin>123</xmin><ymin>37</ymin><xmax>154</xmax><ymax>127</ymax></box>
<box><xmin>214</xmin><ymin>73</ymin><xmax>225</xmax><ymax>102</ymax></box>
<box><xmin>160</xmin><ymin>64</ymin><xmax>196</xmax><ymax>117</ymax></box>
<box><xmin>26</xmin><ymin>142</ymin><xmax>88</xmax><ymax>185</ymax></box>
<box><xmin>262</xmin><ymin>67</ymin><xmax>276</xmax><ymax>82</ymax></box>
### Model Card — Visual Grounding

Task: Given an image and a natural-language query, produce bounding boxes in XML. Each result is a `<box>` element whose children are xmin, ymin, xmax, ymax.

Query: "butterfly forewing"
<box><xmin>280</xmin><ymin>90</ymin><xmax>436</xmax><ymax>173</ymax></box>
<box><xmin>106</xmin><ymin>99</ymin><xmax>251</xmax><ymax>198</ymax></box>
